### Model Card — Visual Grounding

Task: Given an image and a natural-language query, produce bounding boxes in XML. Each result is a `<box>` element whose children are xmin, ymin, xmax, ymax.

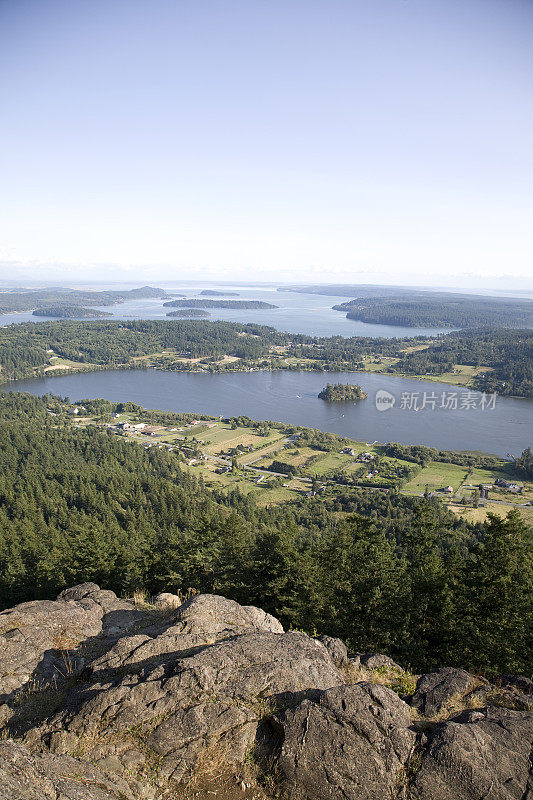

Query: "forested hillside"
<box><xmin>334</xmin><ymin>295</ymin><xmax>533</xmax><ymax>328</ymax></box>
<box><xmin>0</xmin><ymin>319</ymin><xmax>279</xmax><ymax>380</ymax></box>
<box><xmin>392</xmin><ymin>328</ymin><xmax>533</xmax><ymax>396</ymax></box>
<box><xmin>0</xmin><ymin>285</ymin><xmax>168</xmax><ymax>314</ymax></box>
<box><xmin>1</xmin><ymin>320</ymin><xmax>532</xmax><ymax>396</ymax></box>
<box><xmin>0</xmin><ymin>391</ymin><xmax>531</xmax><ymax>676</ymax></box>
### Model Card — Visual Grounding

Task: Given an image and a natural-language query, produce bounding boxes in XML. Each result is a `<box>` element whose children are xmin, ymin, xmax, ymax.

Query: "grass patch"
<box><xmin>448</xmin><ymin>502</ymin><xmax>533</xmax><ymax>525</ymax></box>
<box><xmin>253</xmin><ymin>487</ymin><xmax>297</xmax><ymax>506</ymax></box>
<box><xmin>404</xmin><ymin>461</ymin><xmax>468</xmax><ymax>493</ymax></box>
<box><xmin>340</xmin><ymin>662</ymin><xmax>418</xmax><ymax>696</ymax></box>
<box><xmin>307</xmin><ymin>452</ymin><xmax>353</xmax><ymax>476</ymax></box>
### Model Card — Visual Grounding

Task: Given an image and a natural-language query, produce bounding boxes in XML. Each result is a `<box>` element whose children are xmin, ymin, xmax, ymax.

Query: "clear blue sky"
<box><xmin>1</xmin><ymin>0</ymin><xmax>532</xmax><ymax>288</ymax></box>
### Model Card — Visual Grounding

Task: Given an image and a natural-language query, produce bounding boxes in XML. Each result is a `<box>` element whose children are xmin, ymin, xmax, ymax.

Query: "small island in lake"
<box><xmin>166</xmin><ymin>309</ymin><xmax>211</xmax><ymax>318</ymax></box>
<box><xmin>318</xmin><ymin>383</ymin><xmax>367</xmax><ymax>402</ymax></box>
<box><xmin>32</xmin><ymin>305</ymin><xmax>112</xmax><ymax>318</ymax></box>
<box><xmin>200</xmin><ymin>290</ymin><xmax>239</xmax><ymax>296</ymax></box>
<box><xmin>163</xmin><ymin>299</ymin><xmax>277</xmax><ymax>310</ymax></box>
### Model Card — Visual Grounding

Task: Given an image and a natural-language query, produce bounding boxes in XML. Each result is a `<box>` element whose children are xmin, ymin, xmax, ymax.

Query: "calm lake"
<box><xmin>8</xmin><ymin>369</ymin><xmax>532</xmax><ymax>456</ymax></box>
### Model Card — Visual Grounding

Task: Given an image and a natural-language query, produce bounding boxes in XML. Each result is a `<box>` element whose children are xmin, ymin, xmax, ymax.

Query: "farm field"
<box><xmin>199</xmin><ymin>424</ymin><xmax>283</xmax><ymax>455</ymax></box>
<box><xmin>307</xmin><ymin>452</ymin><xmax>354</xmax><ymax>476</ymax></box>
<box><xmin>404</xmin><ymin>461</ymin><xmax>469</xmax><ymax>493</ymax></box>
<box><xmin>464</xmin><ymin>466</ymin><xmax>511</xmax><ymax>485</ymax></box>
<box><xmin>253</xmin><ymin>486</ymin><xmax>300</xmax><ymax>506</ymax></box>
<box><xmin>273</xmin><ymin>446</ymin><xmax>319</xmax><ymax>468</ymax></box>
<box><xmin>45</xmin><ymin>355</ymin><xmax>97</xmax><ymax>372</ymax></box>
<box><xmin>84</xmin><ymin>410</ymin><xmax>533</xmax><ymax>519</ymax></box>
<box><xmin>448</xmin><ymin>501</ymin><xmax>533</xmax><ymax>525</ymax></box>
<box><xmin>360</xmin><ymin>359</ymin><xmax>493</xmax><ymax>387</ymax></box>
<box><xmin>236</xmin><ymin>437</ymin><xmax>288</xmax><ymax>464</ymax></box>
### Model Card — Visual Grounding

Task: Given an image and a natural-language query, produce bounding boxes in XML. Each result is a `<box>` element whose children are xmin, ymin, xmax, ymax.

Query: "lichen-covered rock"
<box><xmin>278</xmin><ymin>682</ymin><xmax>417</xmax><ymax>800</ymax></box>
<box><xmin>38</xmin><ymin>631</ymin><xmax>342</xmax><ymax>783</ymax></box>
<box><xmin>314</xmin><ymin>634</ymin><xmax>349</xmax><ymax>666</ymax></box>
<box><xmin>89</xmin><ymin>593</ymin><xmax>284</xmax><ymax>678</ymax></box>
<box><xmin>0</xmin><ymin>740</ymin><xmax>137</xmax><ymax>799</ymax></box>
<box><xmin>176</xmin><ymin>593</ymin><xmax>284</xmax><ymax>636</ymax></box>
<box><xmin>0</xmin><ymin>584</ymin><xmax>142</xmax><ymax>702</ymax></box>
<box><xmin>0</xmin><ymin>598</ymin><xmax>101</xmax><ymax>702</ymax></box>
<box><xmin>1</xmin><ymin>586</ymin><xmax>532</xmax><ymax>800</ymax></box>
<box><xmin>152</xmin><ymin>591</ymin><xmax>182</xmax><ymax>608</ymax></box>
<box><xmin>410</xmin><ymin>667</ymin><xmax>476</xmax><ymax>718</ymax></box>
<box><xmin>409</xmin><ymin>706</ymin><xmax>533</xmax><ymax>800</ymax></box>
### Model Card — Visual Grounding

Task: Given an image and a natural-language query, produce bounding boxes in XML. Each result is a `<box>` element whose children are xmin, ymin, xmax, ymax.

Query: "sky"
<box><xmin>1</xmin><ymin>0</ymin><xmax>532</xmax><ymax>289</ymax></box>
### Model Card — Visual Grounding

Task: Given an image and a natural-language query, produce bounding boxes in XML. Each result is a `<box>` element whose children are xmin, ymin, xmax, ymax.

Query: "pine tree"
<box><xmin>458</xmin><ymin>510</ymin><xmax>533</xmax><ymax>675</ymax></box>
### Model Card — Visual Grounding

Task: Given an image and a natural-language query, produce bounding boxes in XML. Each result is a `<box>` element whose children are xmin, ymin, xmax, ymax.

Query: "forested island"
<box><xmin>166</xmin><ymin>309</ymin><xmax>211</xmax><ymax>317</ymax></box>
<box><xmin>0</xmin><ymin>319</ymin><xmax>531</xmax><ymax>397</ymax></box>
<box><xmin>333</xmin><ymin>294</ymin><xmax>533</xmax><ymax>328</ymax></box>
<box><xmin>200</xmin><ymin>289</ymin><xmax>239</xmax><ymax>296</ymax></box>
<box><xmin>318</xmin><ymin>383</ymin><xmax>367</xmax><ymax>402</ymax></box>
<box><xmin>282</xmin><ymin>284</ymin><xmax>533</xmax><ymax>329</ymax></box>
<box><xmin>32</xmin><ymin>305</ymin><xmax>112</xmax><ymax>318</ymax></box>
<box><xmin>0</xmin><ymin>285</ymin><xmax>169</xmax><ymax>315</ymax></box>
<box><xmin>163</xmin><ymin>299</ymin><xmax>277</xmax><ymax>309</ymax></box>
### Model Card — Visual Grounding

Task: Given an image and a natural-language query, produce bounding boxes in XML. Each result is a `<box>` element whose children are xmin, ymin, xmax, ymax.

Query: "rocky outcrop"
<box><xmin>0</xmin><ymin>740</ymin><xmax>138</xmax><ymax>800</ymax></box>
<box><xmin>314</xmin><ymin>634</ymin><xmax>349</xmax><ymax>666</ymax></box>
<box><xmin>1</xmin><ymin>584</ymin><xmax>532</xmax><ymax>800</ymax></box>
<box><xmin>39</xmin><ymin>630</ymin><xmax>341</xmax><ymax>784</ymax></box>
<box><xmin>410</xmin><ymin>667</ymin><xmax>476</xmax><ymax>717</ymax></box>
<box><xmin>0</xmin><ymin>583</ymin><xmax>143</xmax><ymax>703</ymax></box>
<box><xmin>278</xmin><ymin>682</ymin><xmax>417</xmax><ymax>800</ymax></box>
<box><xmin>410</xmin><ymin>707</ymin><xmax>533</xmax><ymax>800</ymax></box>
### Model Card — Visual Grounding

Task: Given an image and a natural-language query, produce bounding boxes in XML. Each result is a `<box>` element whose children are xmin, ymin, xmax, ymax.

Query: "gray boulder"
<box><xmin>0</xmin><ymin>584</ymin><xmax>143</xmax><ymax>702</ymax></box>
<box><xmin>89</xmin><ymin>592</ymin><xmax>284</xmax><ymax>677</ymax></box>
<box><xmin>278</xmin><ymin>682</ymin><xmax>417</xmax><ymax>800</ymax></box>
<box><xmin>152</xmin><ymin>591</ymin><xmax>182</xmax><ymax>608</ymax></box>
<box><xmin>410</xmin><ymin>706</ymin><xmax>533</xmax><ymax>800</ymax></box>
<box><xmin>315</xmin><ymin>634</ymin><xmax>349</xmax><ymax>666</ymax></box>
<box><xmin>410</xmin><ymin>667</ymin><xmax>476</xmax><ymax>718</ymax></box>
<box><xmin>39</xmin><ymin>631</ymin><xmax>343</xmax><ymax>783</ymax></box>
<box><xmin>176</xmin><ymin>593</ymin><xmax>284</xmax><ymax>636</ymax></box>
<box><xmin>57</xmin><ymin>582</ymin><xmax>102</xmax><ymax>602</ymax></box>
<box><xmin>358</xmin><ymin>652</ymin><xmax>403</xmax><ymax>670</ymax></box>
<box><xmin>0</xmin><ymin>597</ymin><xmax>101</xmax><ymax>702</ymax></box>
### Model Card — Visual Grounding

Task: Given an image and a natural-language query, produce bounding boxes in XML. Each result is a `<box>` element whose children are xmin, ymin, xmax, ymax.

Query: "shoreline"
<box><xmin>0</xmin><ymin>361</ymin><xmax>530</xmax><ymax>400</ymax></box>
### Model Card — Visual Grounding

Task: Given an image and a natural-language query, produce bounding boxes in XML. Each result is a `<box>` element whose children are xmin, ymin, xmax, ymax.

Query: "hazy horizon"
<box><xmin>2</xmin><ymin>276</ymin><xmax>533</xmax><ymax>300</ymax></box>
<box><xmin>2</xmin><ymin>0</ymin><xmax>532</xmax><ymax>290</ymax></box>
